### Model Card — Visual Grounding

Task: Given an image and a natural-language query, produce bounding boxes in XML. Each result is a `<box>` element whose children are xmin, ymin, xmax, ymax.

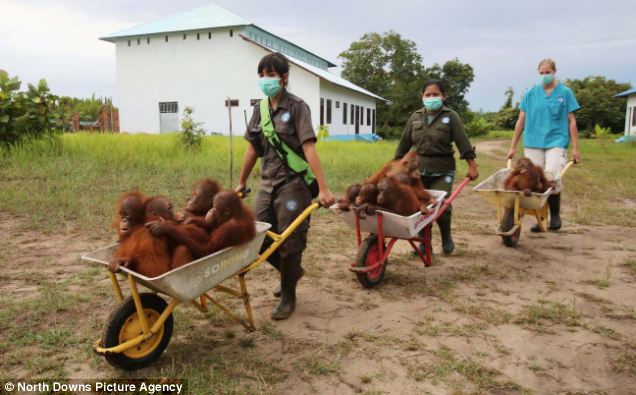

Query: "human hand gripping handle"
<box><xmin>318</xmin><ymin>188</ymin><xmax>336</xmax><ymax>208</ymax></box>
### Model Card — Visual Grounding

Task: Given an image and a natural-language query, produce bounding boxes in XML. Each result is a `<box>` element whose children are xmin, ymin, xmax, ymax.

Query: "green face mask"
<box><xmin>423</xmin><ymin>97</ymin><xmax>443</xmax><ymax>111</ymax></box>
<box><xmin>540</xmin><ymin>73</ymin><xmax>554</xmax><ymax>85</ymax></box>
<box><xmin>259</xmin><ymin>77</ymin><xmax>282</xmax><ymax>97</ymax></box>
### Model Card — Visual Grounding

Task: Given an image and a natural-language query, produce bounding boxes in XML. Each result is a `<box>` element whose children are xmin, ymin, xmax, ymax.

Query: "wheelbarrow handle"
<box><xmin>557</xmin><ymin>160</ymin><xmax>576</xmax><ymax>179</ymax></box>
<box><xmin>237</xmin><ymin>186</ymin><xmax>251</xmax><ymax>199</ymax></box>
<box><xmin>507</xmin><ymin>158</ymin><xmax>512</xmax><ymax>170</ymax></box>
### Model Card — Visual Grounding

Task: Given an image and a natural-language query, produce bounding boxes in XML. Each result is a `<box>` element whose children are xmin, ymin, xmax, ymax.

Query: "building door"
<box><xmin>355</xmin><ymin>105</ymin><xmax>360</xmax><ymax>134</ymax></box>
<box><xmin>159</xmin><ymin>102</ymin><xmax>179</xmax><ymax>133</ymax></box>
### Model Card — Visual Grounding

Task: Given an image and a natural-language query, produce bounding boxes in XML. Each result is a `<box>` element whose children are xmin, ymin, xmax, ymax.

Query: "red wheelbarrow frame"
<box><xmin>349</xmin><ymin>177</ymin><xmax>472</xmax><ymax>276</ymax></box>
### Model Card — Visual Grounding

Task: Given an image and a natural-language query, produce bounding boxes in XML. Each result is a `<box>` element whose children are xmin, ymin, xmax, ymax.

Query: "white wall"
<box><xmin>115</xmin><ymin>28</ymin><xmax>320</xmax><ymax>134</ymax></box>
<box><xmin>319</xmin><ymin>81</ymin><xmax>377</xmax><ymax>135</ymax></box>
<box><xmin>625</xmin><ymin>95</ymin><xmax>636</xmax><ymax>136</ymax></box>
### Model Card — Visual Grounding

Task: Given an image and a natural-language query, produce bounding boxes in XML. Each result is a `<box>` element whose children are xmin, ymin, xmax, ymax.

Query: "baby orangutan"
<box><xmin>504</xmin><ymin>157</ymin><xmax>554</xmax><ymax>196</ymax></box>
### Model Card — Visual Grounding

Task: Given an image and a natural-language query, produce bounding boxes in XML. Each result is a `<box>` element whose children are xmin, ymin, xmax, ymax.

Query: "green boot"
<box><xmin>548</xmin><ymin>193</ymin><xmax>562</xmax><ymax>230</ymax></box>
<box><xmin>271</xmin><ymin>261</ymin><xmax>301</xmax><ymax>320</ymax></box>
<box><xmin>273</xmin><ymin>267</ymin><xmax>304</xmax><ymax>298</ymax></box>
<box><xmin>437</xmin><ymin>213</ymin><xmax>455</xmax><ymax>255</ymax></box>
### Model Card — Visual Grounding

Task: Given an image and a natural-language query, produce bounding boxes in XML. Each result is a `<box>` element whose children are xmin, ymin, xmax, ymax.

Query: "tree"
<box><xmin>564</xmin><ymin>76</ymin><xmax>631</xmax><ymax>135</ymax></box>
<box><xmin>494</xmin><ymin>87</ymin><xmax>520</xmax><ymax>130</ymax></box>
<box><xmin>0</xmin><ymin>70</ymin><xmax>23</xmax><ymax>146</ymax></box>
<box><xmin>425</xmin><ymin>58</ymin><xmax>474</xmax><ymax>120</ymax></box>
<box><xmin>339</xmin><ymin>32</ymin><xmax>474</xmax><ymax>137</ymax></box>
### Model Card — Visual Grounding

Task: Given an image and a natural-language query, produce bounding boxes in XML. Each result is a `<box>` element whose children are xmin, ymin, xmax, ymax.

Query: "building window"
<box><xmin>127</xmin><ymin>40</ymin><xmax>131</xmax><ymax>47</ymax></box>
<box><xmin>230</xmin><ymin>29</ymin><xmax>233</xmax><ymax>37</ymax></box>
<box><xmin>632</xmin><ymin>106</ymin><xmax>636</xmax><ymax>127</ymax></box>
<box><xmin>159</xmin><ymin>102</ymin><xmax>178</xmax><ymax>113</ymax></box>
<box><xmin>360</xmin><ymin>106</ymin><xmax>364</xmax><ymax>125</ymax></box>
<box><xmin>350</xmin><ymin>105</ymin><xmax>354</xmax><ymax>125</ymax></box>
<box><xmin>320</xmin><ymin>98</ymin><xmax>324</xmax><ymax>125</ymax></box>
<box><xmin>165</xmin><ymin>35</ymin><xmax>168</xmax><ymax>42</ymax></box>
<box><xmin>367</xmin><ymin>108</ymin><xmax>371</xmax><ymax>126</ymax></box>
<box><xmin>208</xmin><ymin>32</ymin><xmax>212</xmax><ymax>39</ymax></box>
<box><xmin>137</xmin><ymin>38</ymin><xmax>140</xmax><ymax>45</ymax></box>
<box><xmin>335</xmin><ymin>101</ymin><xmax>340</xmax><ymax>109</ymax></box>
<box><xmin>147</xmin><ymin>37</ymin><xmax>150</xmax><ymax>44</ymax></box>
<box><xmin>372</xmin><ymin>109</ymin><xmax>376</xmax><ymax>133</ymax></box>
<box><xmin>343</xmin><ymin>103</ymin><xmax>348</xmax><ymax>124</ymax></box>
<box><xmin>326</xmin><ymin>99</ymin><xmax>332</xmax><ymax>124</ymax></box>
<box><xmin>197</xmin><ymin>33</ymin><xmax>200</xmax><ymax>40</ymax></box>
<box><xmin>183</xmin><ymin>34</ymin><xmax>186</xmax><ymax>40</ymax></box>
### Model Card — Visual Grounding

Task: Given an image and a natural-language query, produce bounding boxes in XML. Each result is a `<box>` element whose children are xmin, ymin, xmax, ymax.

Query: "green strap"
<box><xmin>259</xmin><ymin>99</ymin><xmax>316</xmax><ymax>185</ymax></box>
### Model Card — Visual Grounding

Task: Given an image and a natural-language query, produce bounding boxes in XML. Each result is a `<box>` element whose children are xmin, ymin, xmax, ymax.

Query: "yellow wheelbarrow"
<box><xmin>81</xmin><ymin>202</ymin><xmax>319</xmax><ymax>370</ymax></box>
<box><xmin>473</xmin><ymin>159</ymin><xmax>575</xmax><ymax>247</ymax></box>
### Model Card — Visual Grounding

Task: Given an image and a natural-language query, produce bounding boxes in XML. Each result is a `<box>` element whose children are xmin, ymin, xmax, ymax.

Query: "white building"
<box><xmin>615</xmin><ymin>87</ymin><xmax>636</xmax><ymax>136</ymax></box>
<box><xmin>101</xmin><ymin>3</ymin><xmax>384</xmax><ymax>136</ymax></box>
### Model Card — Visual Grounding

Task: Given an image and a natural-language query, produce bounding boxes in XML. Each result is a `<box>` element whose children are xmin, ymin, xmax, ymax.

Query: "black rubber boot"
<box><xmin>273</xmin><ymin>267</ymin><xmax>304</xmax><ymax>297</ymax></box>
<box><xmin>437</xmin><ymin>213</ymin><xmax>455</xmax><ymax>255</ymax></box>
<box><xmin>271</xmin><ymin>261</ymin><xmax>301</xmax><ymax>320</ymax></box>
<box><xmin>548</xmin><ymin>193</ymin><xmax>562</xmax><ymax>230</ymax></box>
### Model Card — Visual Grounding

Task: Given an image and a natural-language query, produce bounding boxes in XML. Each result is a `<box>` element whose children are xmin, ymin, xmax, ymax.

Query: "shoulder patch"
<box><xmin>442</xmin><ymin>116</ymin><xmax>450</xmax><ymax>124</ymax></box>
<box><xmin>281</xmin><ymin>112</ymin><xmax>291</xmax><ymax>123</ymax></box>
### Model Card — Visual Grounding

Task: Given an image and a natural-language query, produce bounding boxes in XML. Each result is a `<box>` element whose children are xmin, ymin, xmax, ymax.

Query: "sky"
<box><xmin>1</xmin><ymin>0</ymin><xmax>634</xmax><ymax>111</ymax></box>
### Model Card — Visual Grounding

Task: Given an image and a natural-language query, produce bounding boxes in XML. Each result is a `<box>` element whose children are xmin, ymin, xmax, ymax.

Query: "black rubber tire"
<box><xmin>500</xmin><ymin>208</ymin><xmax>521</xmax><ymax>247</ymax></box>
<box><xmin>102</xmin><ymin>293</ymin><xmax>173</xmax><ymax>370</ymax></box>
<box><xmin>355</xmin><ymin>235</ymin><xmax>387</xmax><ymax>288</ymax></box>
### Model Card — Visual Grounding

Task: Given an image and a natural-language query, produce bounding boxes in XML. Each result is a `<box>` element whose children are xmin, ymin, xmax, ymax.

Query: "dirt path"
<box><xmin>1</xmin><ymin>142</ymin><xmax>635</xmax><ymax>393</ymax></box>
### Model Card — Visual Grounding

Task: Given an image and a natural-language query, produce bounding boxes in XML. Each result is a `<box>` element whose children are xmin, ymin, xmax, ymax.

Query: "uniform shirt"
<box><xmin>395</xmin><ymin>106</ymin><xmax>476</xmax><ymax>174</ymax></box>
<box><xmin>520</xmin><ymin>83</ymin><xmax>580</xmax><ymax>149</ymax></box>
<box><xmin>244</xmin><ymin>91</ymin><xmax>316</xmax><ymax>193</ymax></box>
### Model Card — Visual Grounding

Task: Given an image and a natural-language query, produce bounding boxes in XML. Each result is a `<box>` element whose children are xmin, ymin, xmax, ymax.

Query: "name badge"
<box><xmin>281</xmin><ymin>112</ymin><xmax>291</xmax><ymax>123</ymax></box>
<box><xmin>442</xmin><ymin>116</ymin><xmax>450</xmax><ymax>124</ymax></box>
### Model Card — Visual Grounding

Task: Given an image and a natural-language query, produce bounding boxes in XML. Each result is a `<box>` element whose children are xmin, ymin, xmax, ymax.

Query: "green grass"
<box><xmin>1</xmin><ymin>132</ymin><xmax>635</xmax><ymax>232</ymax></box>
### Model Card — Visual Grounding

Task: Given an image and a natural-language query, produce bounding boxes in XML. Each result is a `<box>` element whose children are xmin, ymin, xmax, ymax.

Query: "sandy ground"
<box><xmin>1</xmin><ymin>141</ymin><xmax>635</xmax><ymax>394</ymax></box>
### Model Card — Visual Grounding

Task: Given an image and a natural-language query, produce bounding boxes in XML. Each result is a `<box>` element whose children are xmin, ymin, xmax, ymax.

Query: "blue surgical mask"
<box><xmin>423</xmin><ymin>97</ymin><xmax>443</xmax><ymax>111</ymax></box>
<box><xmin>259</xmin><ymin>77</ymin><xmax>282</xmax><ymax>97</ymax></box>
<box><xmin>540</xmin><ymin>73</ymin><xmax>554</xmax><ymax>85</ymax></box>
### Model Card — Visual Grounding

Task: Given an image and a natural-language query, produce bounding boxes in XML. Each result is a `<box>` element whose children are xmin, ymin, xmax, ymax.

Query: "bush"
<box><xmin>377</xmin><ymin>126</ymin><xmax>403</xmax><ymax>140</ymax></box>
<box><xmin>0</xmin><ymin>70</ymin><xmax>23</xmax><ymax>146</ymax></box>
<box><xmin>317</xmin><ymin>125</ymin><xmax>329</xmax><ymax>140</ymax></box>
<box><xmin>179</xmin><ymin>107</ymin><xmax>204</xmax><ymax>150</ymax></box>
<box><xmin>465</xmin><ymin>117</ymin><xmax>492</xmax><ymax>137</ymax></box>
<box><xmin>592</xmin><ymin>124</ymin><xmax>612</xmax><ymax>139</ymax></box>
<box><xmin>494</xmin><ymin>106</ymin><xmax>519</xmax><ymax>130</ymax></box>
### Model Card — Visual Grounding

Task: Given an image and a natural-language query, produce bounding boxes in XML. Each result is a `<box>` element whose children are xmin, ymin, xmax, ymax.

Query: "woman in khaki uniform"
<box><xmin>237</xmin><ymin>53</ymin><xmax>335</xmax><ymax>320</ymax></box>
<box><xmin>395</xmin><ymin>80</ymin><xmax>479</xmax><ymax>254</ymax></box>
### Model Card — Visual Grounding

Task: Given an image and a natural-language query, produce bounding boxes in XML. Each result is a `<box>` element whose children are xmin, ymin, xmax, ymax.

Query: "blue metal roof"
<box><xmin>615</xmin><ymin>87</ymin><xmax>636</xmax><ymax>98</ymax></box>
<box><xmin>242</xmin><ymin>35</ymin><xmax>386</xmax><ymax>102</ymax></box>
<box><xmin>100</xmin><ymin>3</ymin><xmax>249</xmax><ymax>41</ymax></box>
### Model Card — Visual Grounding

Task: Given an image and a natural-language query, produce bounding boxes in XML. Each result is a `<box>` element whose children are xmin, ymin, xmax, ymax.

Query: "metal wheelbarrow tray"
<box><xmin>81</xmin><ymin>221</ymin><xmax>272</xmax><ymax>302</ymax></box>
<box><xmin>334</xmin><ymin>189</ymin><xmax>448</xmax><ymax>239</ymax></box>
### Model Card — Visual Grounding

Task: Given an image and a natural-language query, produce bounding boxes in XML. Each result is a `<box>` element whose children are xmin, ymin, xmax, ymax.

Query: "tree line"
<box><xmin>0</xmin><ymin>70</ymin><xmax>116</xmax><ymax>147</ymax></box>
<box><xmin>339</xmin><ymin>32</ymin><xmax>632</xmax><ymax>139</ymax></box>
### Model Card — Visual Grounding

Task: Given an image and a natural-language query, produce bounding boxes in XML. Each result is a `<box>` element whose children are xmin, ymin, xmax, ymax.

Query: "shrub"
<box><xmin>465</xmin><ymin>117</ymin><xmax>492</xmax><ymax>137</ymax></box>
<box><xmin>317</xmin><ymin>125</ymin><xmax>329</xmax><ymax>140</ymax></box>
<box><xmin>377</xmin><ymin>126</ymin><xmax>403</xmax><ymax>140</ymax></box>
<box><xmin>0</xmin><ymin>70</ymin><xmax>23</xmax><ymax>146</ymax></box>
<box><xmin>593</xmin><ymin>124</ymin><xmax>612</xmax><ymax>139</ymax></box>
<box><xmin>179</xmin><ymin>106</ymin><xmax>204</xmax><ymax>150</ymax></box>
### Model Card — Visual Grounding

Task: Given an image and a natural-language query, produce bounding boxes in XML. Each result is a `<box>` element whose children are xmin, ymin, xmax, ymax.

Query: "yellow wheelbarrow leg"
<box><xmin>108</xmin><ymin>271</ymin><xmax>124</xmax><ymax>302</ymax></box>
<box><xmin>534</xmin><ymin>204</ymin><xmax>549</xmax><ymax>232</ymax></box>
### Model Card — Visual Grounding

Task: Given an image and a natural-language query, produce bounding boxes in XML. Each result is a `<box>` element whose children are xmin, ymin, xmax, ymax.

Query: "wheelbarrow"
<box><xmin>473</xmin><ymin>159</ymin><xmax>575</xmax><ymax>246</ymax></box>
<box><xmin>81</xmin><ymin>202</ymin><xmax>319</xmax><ymax>370</ymax></box>
<box><xmin>333</xmin><ymin>177</ymin><xmax>472</xmax><ymax>287</ymax></box>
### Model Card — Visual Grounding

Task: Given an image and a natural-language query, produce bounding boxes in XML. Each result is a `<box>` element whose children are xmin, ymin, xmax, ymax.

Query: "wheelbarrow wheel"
<box><xmin>102</xmin><ymin>293</ymin><xmax>173</xmax><ymax>370</ymax></box>
<box><xmin>500</xmin><ymin>208</ymin><xmax>521</xmax><ymax>247</ymax></box>
<box><xmin>355</xmin><ymin>235</ymin><xmax>387</xmax><ymax>288</ymax></box>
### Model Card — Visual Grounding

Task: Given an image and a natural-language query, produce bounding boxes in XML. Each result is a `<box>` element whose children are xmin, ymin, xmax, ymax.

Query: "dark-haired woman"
<box><xmin>237</xmin><ymin>52</ymin><xmax>335</xmax><ymax>320</ymax></box>
<box><xmin>394</xmin><ymin>80</ymin><xmax>479</xmax><ymax>254</ymax></box>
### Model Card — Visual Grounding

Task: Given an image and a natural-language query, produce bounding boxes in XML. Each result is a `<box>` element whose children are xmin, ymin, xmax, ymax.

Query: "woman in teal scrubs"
<box><xmin>506</xmin><ymin>58</ymin><xmax>580</xmax><ymax>231</ymax></box>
